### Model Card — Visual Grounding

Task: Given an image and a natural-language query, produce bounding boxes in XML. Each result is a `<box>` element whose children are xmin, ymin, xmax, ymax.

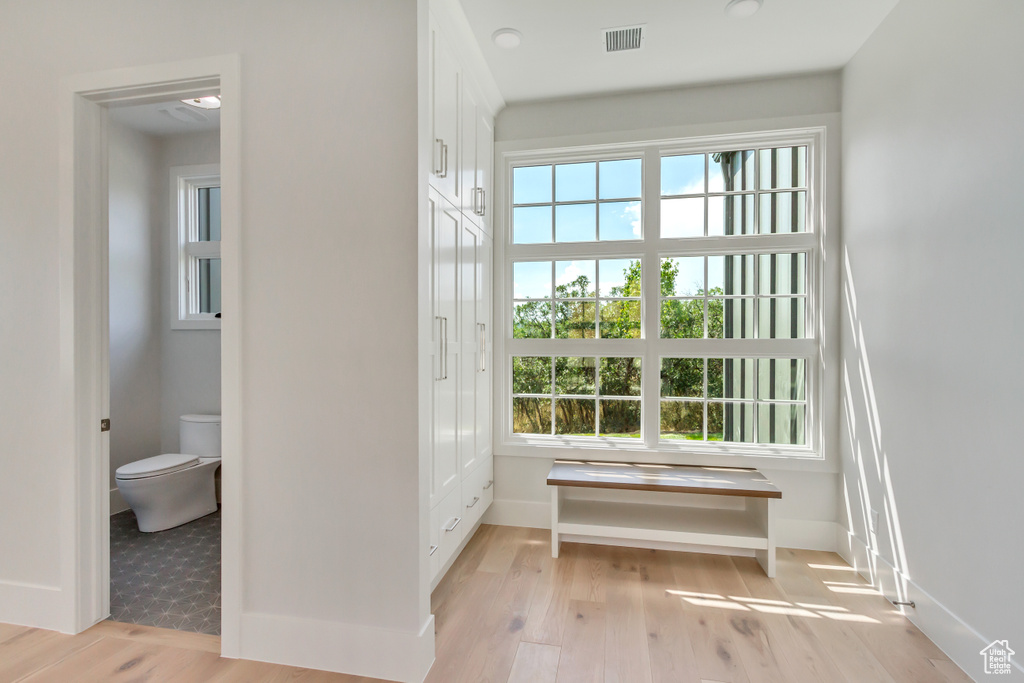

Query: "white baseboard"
<box><xmin>0</xmin><ymin>579</ymin><xmax>69</xmax><ymax>633</ymax></box>
<box><xmin>238</xmin><ymin>612</ymin><xmax>435</xmax><ymax>683</ymax></box>
<box><xmin>837</xmin><ymin>528</ymin><xmax>1021</xmax><ymax>681</ymax></box>
<box><xmin>483</xmin><ymin>498</ymin><xmax>838</xmax><ymax>552</ymax></box>
<box><xmin>110</xmin><ymin>486</ymin><xmax>129</xmax><ymax>515</ymax></box>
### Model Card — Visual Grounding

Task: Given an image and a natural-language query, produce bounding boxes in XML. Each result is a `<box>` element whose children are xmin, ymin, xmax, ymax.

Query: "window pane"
<box><xmin>555</xmin><ymin>203</ymin><xmax>596</xmax><ymax>242</ymax></box>
<box><xmin>197</xmin><ymin>187</ymin><xmax>221</xmax><ymax>241</ymax></box>
<box><xmin>600</xmin><ymin>357</ymin><xmax>642</xmax><ymax>397</ymax></box>
<box><xmin>757</xmin><ymin>403</ymin><xmax>806</xmax><ymax>445</ymax></box>
<box><xmin>555</xmin><ymin>162</ymin><xmax>596</xmax><ymax>202</ymax></box>
<box><xmin>198</xmin><ymin>258</ymin><xmax>221</xmax><ymax>314</ymax></box>
<box><xmin>555</xmin><ymin>260</ymin><xmax>595</xmax><ymax>297</ymax></box>
<box><xmin>512</xmin><ymin>356</ymin><xmax>551</xmax><ymax>394</ymax></box>
<box><xmin>599</xmin><ymin>200</ymin><xmax>641</xmax><ymax>240</ymax></box>
<box><xmin>661</xmin><ymin>197</ymin><xmax>704</xmax><ymax>238</ymax></box>
<box><xmin>660</xmin><ymin>401</ymin><xmax>704</xmax><ymax>440</ymax></box>
<box><xmin>662</xmin><ymin>257</ymin><xmax>704</xmax><ymax>297</ymax></box>
<box><xmin>600</xmin><ymin>400</ymin><xmax>641</xmax><ymax>437</ymax></box>
<box><xmin>555</xmin><ymin>399</ymin><xmax>596</xmax><ymax>435</ymax></box>
<box><xmin>599</xmin><ymin>258</ymin><xmax>640</xmax><ymax>297</ymax></box>
<box><xmin>708</xmin><ymin>254</ymin><xmax>754</xmax><ymax>296</ymax></box>
<box><xmin>660</xmin><ymin>299</ymin><xmax>704</xmax><ymax>338</ymax></box>
<box><xmin>710</xmin><ymin>297</ymin><xmax>754</xmax><ymax>339</ymax></box>
<box><xmin>758</xmin><ymin>297</ymin><xmax>806</xmax><ymax>339</ymax></box>
<box><xmin>661</xmin><ymin>358</ymin><xmax>704</xmax><ymax>398</ymax></box>
<box><xmin>758</xmin><ymin>358</ymin><xmax>806</xmax><ymax>401</ymax></box>
<box><xmin>709</xmin><ymin>402</ymin><xmax>755</xmax><ymax>443</ymax></box>
<box><xmin>555</xmin><ymin>357</ymin><xmax>596</xmax><ymax>395</ymax></box>
<box><xmin>554</xmin><ymin>301</ymin><xmax>595</xmax><ymax>338</ymax></box>
<box><xmin>709</xmin><ymin>193</ymin><xmax>755</xmax><ymax>236</ymax></box>
<box><xmin>599</xmin><ymin>159</ymin><xmax>642</xmax><ymax>199</ymax></box>
<box><xmin>709</xmin><ymin>150</ymin><xmax>755</xmax><ymax>192</ymax></box>
<box><xmin>661</xmin><ymin>154</ymin><xmax>704</xmax><ymax>196</ymax></box>
<box><xmin>599</xmin><ymin>300</ymin><xmax>640</xmax><ymax>338</ymax></box>
<box><xmin>759</xmin><ymin>147</ymin><xmax>806</xmax><ymax>190</ymax></box>
<box><xmin>759</xmin><ymin>191</ymin><xmax>806</xmax><ymax>234</ymax></box>
<box><xmin>513</xmin><ymin>398</ymin><xmax>552</xmax><ymax>434</ymax></box>
<box><xmin>708</xmin><ymin>358</ymin><xmax>755</xmax><ymax>399</ymax></box>
<box><xmin>513</xmin><ymin>206</ymin><xmax>552</xmax><ymax>244</ymax></box>
<box><xmin>759</xmin><ymin>253</ymin><xmax>806</xmax><ymax>295</ymax></box>
<box><xmin>513</xmin><ymin>261</ymin><xmax>552</xmax><ymax>299</ymax></box>
<box><xmin>513</xmin><ymin>165</ymin><xmax>552</xmax><ymax>204</ymax></box>
<box><xmin>513</xmin><ymin>301</ymin><xmax>551</xmax><ymax>338</ymax></box>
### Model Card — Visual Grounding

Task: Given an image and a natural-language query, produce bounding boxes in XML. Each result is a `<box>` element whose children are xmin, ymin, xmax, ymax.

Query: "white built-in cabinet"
<box><xmin>426</xmin><ymin>13</ymin><xmax>494</xmax><ymax>587</ymax></box>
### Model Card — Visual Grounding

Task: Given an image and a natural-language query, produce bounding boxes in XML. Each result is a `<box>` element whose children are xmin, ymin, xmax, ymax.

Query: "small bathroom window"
<box><xmin>172</xmin><ymin>164</ymin><xmax>221</xmax><ymax>329</ymax></box>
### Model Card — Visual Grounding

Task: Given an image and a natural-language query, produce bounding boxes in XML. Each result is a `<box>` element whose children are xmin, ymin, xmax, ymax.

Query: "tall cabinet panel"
<box><xmin>460</xmin><ymin>90</ymin><xmax>494</xmax><ymax>235</ymax></box>
<box><xmin>431</xmin><ymin>191</ymin><xmax>460</xmax><ymax>508</ymax></box>
<box><xmin>430</xmin><ymin>20</ymin><xmax>460</xmax><ymax>204</ymax></box>
<box><xmin>458</xmin><ymin>222</ymin><xmax>491</xmax><ymax>478</ymax></box>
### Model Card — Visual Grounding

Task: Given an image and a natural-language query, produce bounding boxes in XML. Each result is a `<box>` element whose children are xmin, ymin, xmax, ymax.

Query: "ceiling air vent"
<box><xmin>603</xmin><ymin>25</ymin><xmax>645</xmax><ymax>53</ymax></box>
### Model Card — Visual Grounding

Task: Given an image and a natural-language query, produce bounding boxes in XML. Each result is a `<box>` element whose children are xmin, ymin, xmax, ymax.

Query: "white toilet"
<box><xmin>115</xmin><ymin>414</ymin><xmax>222</xmax><ymax>532</ymax></box>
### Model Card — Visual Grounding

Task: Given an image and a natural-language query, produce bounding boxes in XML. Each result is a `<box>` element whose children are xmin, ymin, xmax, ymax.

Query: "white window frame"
<box><xmin>170</xmin><ymin>164</ymin><xmax>221</xmax><ymax>330</ymax></box>
<box><xmin>496</xmin><ymin>128</ymin><xmax>825</xmax><ymax>462</ymax></box>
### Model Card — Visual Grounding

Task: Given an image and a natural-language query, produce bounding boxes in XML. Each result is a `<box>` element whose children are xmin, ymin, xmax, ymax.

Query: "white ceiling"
<box><xmin>458</xmin><ymin>0</ymin><xmax>900</xmax><ymax>103</ymax></box>
<box><xmin>107</xmin><ymin>99</ymin><xmax>220</xmax><ymax>137</ymax></box>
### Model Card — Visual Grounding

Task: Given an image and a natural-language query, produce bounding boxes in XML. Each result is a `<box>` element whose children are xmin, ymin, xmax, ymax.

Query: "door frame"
<box><xmin>58</xmin><ymin>55</ymin><xmax>242</xmax><ymax>655</ymax></box>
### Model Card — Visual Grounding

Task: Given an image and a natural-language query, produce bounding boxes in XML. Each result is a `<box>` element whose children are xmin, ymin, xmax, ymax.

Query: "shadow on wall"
<box><xmin>838</xmin><ymin>246</ymin><xmax>912</xmax><ymax>609</ymax></box>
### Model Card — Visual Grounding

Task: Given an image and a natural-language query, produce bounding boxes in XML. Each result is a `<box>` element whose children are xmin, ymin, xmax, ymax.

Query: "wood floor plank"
<box><xmin>454</xmin><ymin>533</ymin><xmax>548</xmax><ymax>683</ymax></box>
<box><xmin>430</xmin><ymin>523</ymin><xmax>498</xmax><ymax>613</ymax></box>
<box><xmin>604</xmin><ymin>546</ymin><xmax>653</xmax><ymax>683</ymax></box>
<box><xmin>507</xmin><ymin>641</ymin><xmax>561</xmax><ymax>683</ymax></box>
<box><xmin>424</xmin><ymin>569</ymin><xmax>504</xmax><ymax>682</ymax></box>
<box><xmin>0</xmin><ymin>627</ymin><xmax>105</xmax><ymax>682</ymax></box>
<box><xmin>87</xmin><ymin>619</ymin><xmax>221</xmax><ymax>654</ymax></box>
<box><xmin>19</xmin><ymin>637</ymin><xmax>205</xmax><ymax>682</ymax></box>
<box><xmin>569</xmin><ymin>543</ymin><xmax>607</xmax><ymax>603</ymax></box>
<box><xmin>555</xmin><ymin>600</ymin><xmax>606</xmax><ymax>683</ymax></box>
<box><xmin>0</xmin><ymin>623</ymin><xmax>30</xmax><ymax>646</ymax></box>
<box><xmin>669</xmin><ymin>552</ymin><xmax>751</xmax><ymax>683</ymax></box>
<box><xmin>636</xmin><ymin>549</ymin><xmax>703</xmax><ymax>683</ymax></box>
<box><xmin>522</xmin><ymin>541</ymin><xmax>578</xmax><ymax>646</ymax></box>
<box><xmin>476</xmin><ymin>525</ymin><xmax>526</xmax><ymax>575</ymax></box>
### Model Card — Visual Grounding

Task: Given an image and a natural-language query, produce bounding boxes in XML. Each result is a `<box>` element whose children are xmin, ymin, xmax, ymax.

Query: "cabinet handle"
<box><xmin>444</xmin><ymin>517</ymin><xmax>462</xmax><ymax>533</ymax></box>
<box><xmin>478</xmin><ymin>323</ymin><xmax>486</xmax><ymax>372</ymax></box>
<box><xmin>435</xmin><ymin>138</ymin><xmax>448</xmax><ymax>177</ymax></box>
<box><xmin>435</xmin><ymin>316</ymin><xmax>444</xmax><ymax>381</ymax></box>
<box><xmin>466</xmin><ymin>496</ymin><xmax>479</xmax><ymax>509</ymax></box>
<box><xmin>443</xmin><ymin>316</ymin><xmax>449</xmax><ymax>380</ymax></box>
<box><xmin>471</xmin><ymin>187</ymin><xmax>480</xmax><ymax>215</ymax></box>
<box><xmin>483</xmin><ymin>479</ymin><xmax>493</xmax><ymax>490</ymax></box>
<box><xmin>480</xmin><ymin>188</ymin><xmax>486</xmax><ymax>217</ymax></box>
<box><xmin>429</xmin><ymin>544</ymin><xmax>438</xmax><ymax>556</ymax></box>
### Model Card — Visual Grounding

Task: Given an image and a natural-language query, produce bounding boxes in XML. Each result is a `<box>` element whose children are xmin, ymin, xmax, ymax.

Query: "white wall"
<box><xmin>840</xmin><ymin>0</ymin><xmax>1024</xmax><ymax>676</ymax></box>
<box><xmin>159</xmin><ymin>131</ymin><xmax>221</xmax><ymax>454</ymax></box>
<box><xmin>486</xmin><ymin>73</ymin><xmax>844</xmax><ymax>552</ymax></box>
<box><xmin>108</xmin><ymin>121</ymin><xmax>163</xmax><ymax>510</ymax></box>
<box><xmin>0</xmin><ymin>2</ymin><xmax>427</xmax><ymax>680</ymax></box>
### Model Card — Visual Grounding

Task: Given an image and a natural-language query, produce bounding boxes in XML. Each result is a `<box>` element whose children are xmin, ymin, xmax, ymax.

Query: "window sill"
<box><xmin>496</xmin><ymin>436</ymin><xmax>834</xmax><ymax>473</ymax></box>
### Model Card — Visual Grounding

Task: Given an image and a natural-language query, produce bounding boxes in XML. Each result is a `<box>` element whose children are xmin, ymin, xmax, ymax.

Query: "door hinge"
<box><xmin>100</xmin><ymin>418</ymin><xmax>111</xmax><ymax>432</ymax></box>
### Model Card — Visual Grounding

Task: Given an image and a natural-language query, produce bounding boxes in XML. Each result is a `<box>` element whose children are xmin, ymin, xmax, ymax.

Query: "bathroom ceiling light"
<box><xmin>181</xmin><ymin>95</ymin><xmax>221</xmax><ymax>110</ymax></box>
<box><xmin>492</xmin><ymin>28</ymin><xmax>522</xmax><ymax>49</ymax></box>
<box><xmin>725</xmin><ymin>0</ymin><xmax>763</xmax><ymax>18</ymax></box>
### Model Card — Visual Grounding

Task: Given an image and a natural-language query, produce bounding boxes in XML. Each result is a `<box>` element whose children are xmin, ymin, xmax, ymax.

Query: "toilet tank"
<box><xmin>179</xmin><ymin>414</ymin><xmax>221</xmax><ymax>457</ymax></box>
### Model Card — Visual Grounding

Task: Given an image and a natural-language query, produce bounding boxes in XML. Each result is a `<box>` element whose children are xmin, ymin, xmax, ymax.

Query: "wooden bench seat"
<box><xmin>547</xmin><ymin>460</ymin><xmax>782</xmax><ymax>576</ymax></box>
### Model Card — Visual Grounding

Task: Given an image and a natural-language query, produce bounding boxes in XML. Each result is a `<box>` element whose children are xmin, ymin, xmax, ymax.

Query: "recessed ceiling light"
<box><xmin>725</xmin><ymin>0</ymin><xmax>763</xmax><ymax>18</ymax></box>
<box><xmin>492</xmin><ymin>28</ymin><xmax>522</xmax><ymax>49</ymax></box>
<box><xmin>181</xmin><ymin>95</ymin><xmax>221</xmax><ymax>110</ymax></box>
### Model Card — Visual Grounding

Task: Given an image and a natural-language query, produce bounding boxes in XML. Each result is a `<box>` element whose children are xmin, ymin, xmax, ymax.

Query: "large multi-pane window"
<box><xmin>503</xmin><ymin>132</ymin><xmax>820</xmax><ymax>456</ymax></box>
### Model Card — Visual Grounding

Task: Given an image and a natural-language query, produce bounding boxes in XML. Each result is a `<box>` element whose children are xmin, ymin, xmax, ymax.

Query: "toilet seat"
<box><xmin>116</xmin><ymin>453</ymin><xmax>200</xmax><ymax>480</ymax></box>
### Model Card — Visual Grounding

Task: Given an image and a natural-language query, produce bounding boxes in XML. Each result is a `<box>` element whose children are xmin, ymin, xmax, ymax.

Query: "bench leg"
<box><xmin>754</xmin><ymin>498</ymin><xmax>776</xmax><ymax>578</ymax></box>
<box><xmin>551</xmin><ymin>487</ymin><xmax>560</xmax><ymax>558</ymax></box>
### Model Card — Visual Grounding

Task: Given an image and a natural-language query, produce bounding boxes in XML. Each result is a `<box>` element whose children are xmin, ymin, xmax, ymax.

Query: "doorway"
<box><xmin>59</xmin><ymin>57</ymin><xmax>241</xmax><ymax>653</ymax></box>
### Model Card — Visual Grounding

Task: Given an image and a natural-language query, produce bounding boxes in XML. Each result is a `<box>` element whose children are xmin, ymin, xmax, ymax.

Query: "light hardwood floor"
<box><xmin>0</xmin><ymin>525</ymin><xmax>970</xmax><ymax>682</ymax></box>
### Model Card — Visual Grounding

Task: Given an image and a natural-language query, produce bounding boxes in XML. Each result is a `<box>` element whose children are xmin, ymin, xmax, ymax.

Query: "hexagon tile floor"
<box><xmin>109</xmin><ymin>508</ymin><xmax>221</xmax><ymax>635</ymax></box>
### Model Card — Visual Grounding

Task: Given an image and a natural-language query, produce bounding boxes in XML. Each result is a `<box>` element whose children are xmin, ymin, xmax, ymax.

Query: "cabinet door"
<box><xmin>460</xmin><ymin>87</ymin><xmax>479</xmax><ymax>219</ymax></box>
<box><xmin>458</xmin><ymin>221</ymin><xmax>482</xmax><ymax>477</ymax></box>
<box><xmin>475</xmin><ymin>233</ymin><xmax>492</xmax><ymax>464</ymax></box>
<box><xmin>432</xmin><ymin>196</ymin><xmax>460</xmax><ymax>507</ymax></box>
<box><xmin>430</xmin><ymin>21</ymin><xmax>459</xmax><ymax>202</ymax></box>
<box><xmin>475</xmin><ymin>110</ymin><xmax>494</xmax><ymax>234</ymax></box>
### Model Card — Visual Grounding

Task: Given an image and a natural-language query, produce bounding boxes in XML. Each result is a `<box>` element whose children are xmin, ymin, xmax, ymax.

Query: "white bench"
<box><xmin>547</xmin><ymin>460</ymin><xmax>782</xmax><ymax>577</ymax></box>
